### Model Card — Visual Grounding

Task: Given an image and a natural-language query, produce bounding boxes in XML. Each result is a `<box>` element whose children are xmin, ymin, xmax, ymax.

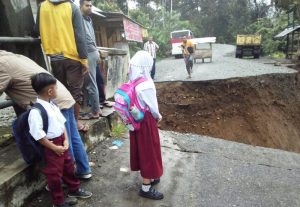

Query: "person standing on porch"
<box><xmin>35</xmin><ymin>0</ymin><xmax>89</xmax><ymax>132</ymax></box>
<box><xmin>79</xmin><ymin>0</ymin><xmax>102</xmax><ymax>120</ymax></box>
<box><xmin>143</xmin><ymin>36</ymin><xmax>159</xmax><ymax>80</ymax></box>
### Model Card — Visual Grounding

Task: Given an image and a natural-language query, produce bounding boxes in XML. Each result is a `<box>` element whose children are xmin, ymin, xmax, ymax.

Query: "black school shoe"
<box><xmin>68</xmin><ymin>188</ymin><xmax>93</xmax><ymax>199</ymax></box>
<box><xmin>139</xmin><ymin>186</ymin><xmax>164</xmax><ymax>200</ymax></box>
<box><xmin>151</xmin><ymin>179</ymin><xmax>160</xmax><ymax>186</ymax></box>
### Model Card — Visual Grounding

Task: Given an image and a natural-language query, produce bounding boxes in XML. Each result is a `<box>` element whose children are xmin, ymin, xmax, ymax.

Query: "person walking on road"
<box><xmin>79</xmin><ymin>0</ymin><xmax>102</xmax><ymax>120</ymax></box>
<box><xmin>35</xmin><ymin>0</ymin><xmax>89</xmax><ymax>132</ymax></box>
<box><xmin>144</xmin><ymin>36</ymin><xmax>159</xmax><ymax>80</ymax></box>
<box><xmin>181</xmin><ymin>37</ymin><xmax>195</xmax><ymax>79</ymax></box>
<box><xmin>128</xmin><ymin>51</ymin><xmax>164</xmax><ymax>200</ymax></box>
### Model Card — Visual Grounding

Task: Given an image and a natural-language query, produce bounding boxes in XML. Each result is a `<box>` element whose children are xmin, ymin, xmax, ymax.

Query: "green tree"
<box><xmin>94</xmin><ymin>0</ymin><xmax>128</xmax><ymax>12</ymax></box>
<box><xmin>274</xmin><ymin>0</ymin><xmax>300</xmax><ymax>22</ymax></box>
<box><xmin>95</xmin><ymin>0</ymin><xmax>287</xmax><ymax>57</ymax></box>
<box><xmin>129</xmin><ymin>7</ymin><xmax>194</xmax><ymax>57</ymax></box>
<box><xmin>245</xmin><ymin>13</ymin><xmax>287</xmax><ymax>55</ymax></box>
<box><xmin>94</xmin><ymin>0</ymin><xmax>120</xmax><ymax>12</ymax></box>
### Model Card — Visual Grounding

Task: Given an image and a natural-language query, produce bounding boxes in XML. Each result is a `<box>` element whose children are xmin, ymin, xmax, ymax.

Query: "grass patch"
<box><xmin>270</xmin><ymin>52</ymin><xmax>285</xmax><ymax>59</ymax></box>
<box><xmin>0</xmin><ymin>126</ymin><xmax>13</xmax><ymax>147</ymax></box>
<box><xmin>111</xmin><ymin>123</ymin><xmax>128</xmax><ymax>138</ymax></box>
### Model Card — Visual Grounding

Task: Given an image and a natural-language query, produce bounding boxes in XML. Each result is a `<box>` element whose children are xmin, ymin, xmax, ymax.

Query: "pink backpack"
<box><xmin>114</xmin><ymin>77</ymin><xmax>147</xmax><ymax>131</ymax></box>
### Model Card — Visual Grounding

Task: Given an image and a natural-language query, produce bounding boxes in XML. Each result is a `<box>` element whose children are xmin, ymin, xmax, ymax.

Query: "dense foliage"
<box><xmin>94</xmin><ymin>0</ymin><xmax>299</xmax><ymax>57</ymax></box>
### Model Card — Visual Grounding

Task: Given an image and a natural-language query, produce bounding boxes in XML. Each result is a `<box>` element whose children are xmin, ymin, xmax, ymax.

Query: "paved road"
<box><xmin>155</xmin><ymin>44</ymin><xmax>296</xmax><ymax>82</ymax></box>
<box><xmin>20</xmin><ymin>45</ymin><xmax>300</xmax><ymax>207</ymax></box>
<box><xmin>28</xmin><ymin>130</ymin><xmax>300</xmax><ymax>207</ymax></box>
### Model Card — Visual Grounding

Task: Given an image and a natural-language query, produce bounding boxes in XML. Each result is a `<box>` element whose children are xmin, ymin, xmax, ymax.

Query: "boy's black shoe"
<box><xmin>68</xmin><ymin>188</ymin><xmax>93</xmax><ymax>199</ymax></box>
<box><xmin>151</xmin><ymin>179</ymin><xmax>160</xmax><ymax>186</ymax></box>
<box><xmin>139</xmin><ymin>186</ymin><xmax>164</xmax><ymax>200</ymax></box>
<box><xmin>53</xmin><ymin>203</ymin><xmax>70</xmax><ymax>207</ymax></box>
<box><xmin>75</xmin><ymin>173</ymin><xmax>92</xmax><ymax>180</ymax></box>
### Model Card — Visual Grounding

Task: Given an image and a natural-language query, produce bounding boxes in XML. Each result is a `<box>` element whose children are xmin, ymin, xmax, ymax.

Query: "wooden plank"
<box><xmin>116</xmin><ymin>30</ymin><xmax>121</xmax><ymax>42</ymax></box>
<box><xmin>100</xmin><ymin>27</ymin><xmax>108</xmax><ymax>47</ymax></box>
<box><xmin>95</xmin><ymin>31</ymin><xmax>101</xmax><ymax>47</ymax></box>
<box><xmin>112</xmin><ymin>32</ymin><xmax>117</xmax><ymax>42</ymax></box>
<box><xmin>108</xmin><ymin>36</ymin><xmax>113</xmax><ymax>48</ymax></box>
<box><xmin>96</xmin><ymin>22</ymin><xmax>123</xmax><ymax>28</ymax></box>
<box><xmin>104</xmin><ymin>18</ymin><xmax>123</xmax><ymax>22</ymax></box>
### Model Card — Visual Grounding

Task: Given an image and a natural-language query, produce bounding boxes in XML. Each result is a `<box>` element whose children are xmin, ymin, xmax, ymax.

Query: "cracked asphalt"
<box><xmin>28</xmin><ymin>130</ymin><xmax>300</xmax><ymax>207</ymax></box>
<box><xmin>26</xmin><ymin>44</ymin><xmax>300</xmax><ymax>207</ymax></box>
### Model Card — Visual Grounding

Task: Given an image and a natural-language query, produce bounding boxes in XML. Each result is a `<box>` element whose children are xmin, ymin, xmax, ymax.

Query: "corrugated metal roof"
<box><xmin>98</xmin><ymin>11</ymin><xmax>147</xmax><ymax>29</ymax></box>
<box><xmin>275</xmin><ymin>25</ymin><xmax>300</xmax><ymax>38</ymax></box>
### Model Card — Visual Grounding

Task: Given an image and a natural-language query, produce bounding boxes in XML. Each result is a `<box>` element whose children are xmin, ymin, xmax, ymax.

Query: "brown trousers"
<box><xmin>51</xmin><ymin>59</ymin><xmax>84</xmax><ymax>104</ymax></box>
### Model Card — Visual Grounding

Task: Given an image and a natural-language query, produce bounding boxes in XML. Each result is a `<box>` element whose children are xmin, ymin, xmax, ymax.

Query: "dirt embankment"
<box><xmin>157</xmin><ymin>73</ymin><xmax>300</xmax><ymax>153</ymax></box>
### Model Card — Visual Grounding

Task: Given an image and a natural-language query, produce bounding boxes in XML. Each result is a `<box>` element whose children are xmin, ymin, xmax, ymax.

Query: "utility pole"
<box><xmin>162</xmin><ymin>0</ymin><xmax>165</xmax><ymax>28</ymax></box>
<box><xmin>170</xmin><ymin>0</ymin><xmax>172</xmax><ymax>14</ymax></box>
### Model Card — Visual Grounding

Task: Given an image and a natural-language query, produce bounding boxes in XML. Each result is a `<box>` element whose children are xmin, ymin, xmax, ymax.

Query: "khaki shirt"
<box><xmin>0</xmin><ymin>50</ymin><xmax>75</xmax><ymax>110</ymax></box>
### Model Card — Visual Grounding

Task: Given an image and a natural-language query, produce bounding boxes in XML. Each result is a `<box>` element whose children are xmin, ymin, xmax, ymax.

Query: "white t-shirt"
<box><xmin>28</xmin><ymin>98</ymin><xmax>66</xmax><ymax>141</ymax></box>
<box><xmin>144</xmin><ymin>41</ymin><xmax>159</xmax><ymax>59</ymax></box>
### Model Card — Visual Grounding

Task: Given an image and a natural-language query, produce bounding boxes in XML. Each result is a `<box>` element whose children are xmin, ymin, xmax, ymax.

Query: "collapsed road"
<box><xmin>24</xmin><ymin>44</ymin><xmax>300</xmax><ymax>207</ymax></box>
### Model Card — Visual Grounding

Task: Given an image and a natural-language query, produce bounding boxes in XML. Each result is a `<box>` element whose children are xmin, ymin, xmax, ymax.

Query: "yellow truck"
<box><xmin>235</xmin><ymin>34</ymin><xmax>262</xmax><ymax>59</ymax></box>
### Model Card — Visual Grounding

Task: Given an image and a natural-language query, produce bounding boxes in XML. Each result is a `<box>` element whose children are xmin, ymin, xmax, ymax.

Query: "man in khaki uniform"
<box><xmin>0</xmin><ymin>50</ymin><xmax>92</xmax><ymax>179</ymax></box>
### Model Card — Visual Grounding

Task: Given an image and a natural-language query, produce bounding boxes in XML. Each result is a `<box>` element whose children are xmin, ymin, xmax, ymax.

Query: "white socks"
<box><xmin>142</xmin><ymin>184</ymin><xmax>151</xmax><ymax>192</ymax></box>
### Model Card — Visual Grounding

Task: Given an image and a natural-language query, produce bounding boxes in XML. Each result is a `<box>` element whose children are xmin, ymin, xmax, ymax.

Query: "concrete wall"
<box><xmin>99</xmin><ymin>47</ymin><xmax>129</xmax><ymax>99</ymax></box>
<box><xmin>106</xmin><ymin>54</ymin><xmax>128</xmax><ymax>98</ymax></box>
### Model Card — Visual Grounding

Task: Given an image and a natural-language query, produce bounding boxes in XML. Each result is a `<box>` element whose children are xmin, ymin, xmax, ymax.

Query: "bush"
<box><xmin>244</xmin><ymin>13</ymin><xmax>287</xmax><ymax>56</ymax></box>
<box><xmin>129</xmin><ymin>8</ymin><xmax>194</xmax><ymax>58</ymax></box>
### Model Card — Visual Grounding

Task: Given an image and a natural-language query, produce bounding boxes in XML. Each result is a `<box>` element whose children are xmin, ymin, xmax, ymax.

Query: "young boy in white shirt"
<box><xmin>29</xmin><ymin>73</ymin><xmax>92</xmax><ymax>207</ymax></box>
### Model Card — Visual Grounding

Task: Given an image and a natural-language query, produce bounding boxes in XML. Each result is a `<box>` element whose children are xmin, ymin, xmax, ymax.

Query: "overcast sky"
<box><xmin>128</xmin><ymin>0</ymin><xmax>137</xmax><ymax>9</ymax></box>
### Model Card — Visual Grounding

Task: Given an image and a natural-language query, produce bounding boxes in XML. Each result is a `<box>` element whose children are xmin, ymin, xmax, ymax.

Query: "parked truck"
<box><xmin>235</xmin><ymin>34</ymin><xmax>262</xmax><ymax>59</ymax></box>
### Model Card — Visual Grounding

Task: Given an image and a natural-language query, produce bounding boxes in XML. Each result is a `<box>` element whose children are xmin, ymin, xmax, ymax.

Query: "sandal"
<box><xmin>77</xmin><ymin>123</ymin><xmax>89</xmax><ymax>132</ymax></box>
<box><xmin>102</xmin><ymin>101</ymin><xmax>114</xmax><ymax>108</ymax></box>
<box><xmin>78</xmin><ymin>113</ymin><xmax>100</xmax><ymax>120</ymax></box>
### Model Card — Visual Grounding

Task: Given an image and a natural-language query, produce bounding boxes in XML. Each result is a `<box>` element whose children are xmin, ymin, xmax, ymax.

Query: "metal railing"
<box><xmin>0</xmin><ymin>100</ymin><xmax>14</xmax><ymax>110</ymax></box>
<box><xmin>0</xmin><ymin>37</ymin><xmax>40</xmax><ymax>44</ymax></box>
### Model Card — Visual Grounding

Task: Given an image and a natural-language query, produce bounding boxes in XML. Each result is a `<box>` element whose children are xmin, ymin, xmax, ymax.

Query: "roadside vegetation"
<box><xmin>94</xmin><ymin>0</ymin><xmax>299</xmax><ymax>58</ymax></box>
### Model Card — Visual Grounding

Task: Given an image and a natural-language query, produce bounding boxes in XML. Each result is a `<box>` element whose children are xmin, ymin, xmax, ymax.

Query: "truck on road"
<box><xmin>235</xmin><ymin>34</ymin><xmax>262</xmax><ymax>59</ymax></box>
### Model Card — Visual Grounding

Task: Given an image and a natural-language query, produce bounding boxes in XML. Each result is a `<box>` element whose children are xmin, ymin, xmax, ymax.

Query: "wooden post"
<box><xmin>100</xmin><ymin>27</ymin><xmax>108</xmax><ymax>47</ymax></box>
<box><xmin>287</xmin><ymin>34</ymin><xmax>290</xmax><ymax>59</ymax></box>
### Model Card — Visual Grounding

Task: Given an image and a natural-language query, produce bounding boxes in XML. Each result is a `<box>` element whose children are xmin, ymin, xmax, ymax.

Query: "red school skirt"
<box><xmin>129</xmin><ymin>111</ymin><xmax>163</xmax><ymax>179</ymax></box>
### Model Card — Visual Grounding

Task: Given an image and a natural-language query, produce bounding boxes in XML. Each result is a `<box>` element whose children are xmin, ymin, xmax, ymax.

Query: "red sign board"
<box><xmin>123</xmin><ymin>18</ymin><xmax>143</xmax><ymax>42</ymax></box>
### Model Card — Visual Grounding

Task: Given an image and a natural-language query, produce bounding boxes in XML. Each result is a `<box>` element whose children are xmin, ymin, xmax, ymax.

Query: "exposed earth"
<box><xmin>155</xmin><ymin>44</ymin><xmax>300</xmax><ymax>153</ymax></box>
<box><xmin>12</xmin><ymin>44</ymin><xmax>300</xmax><ymax>207</ymax></box>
